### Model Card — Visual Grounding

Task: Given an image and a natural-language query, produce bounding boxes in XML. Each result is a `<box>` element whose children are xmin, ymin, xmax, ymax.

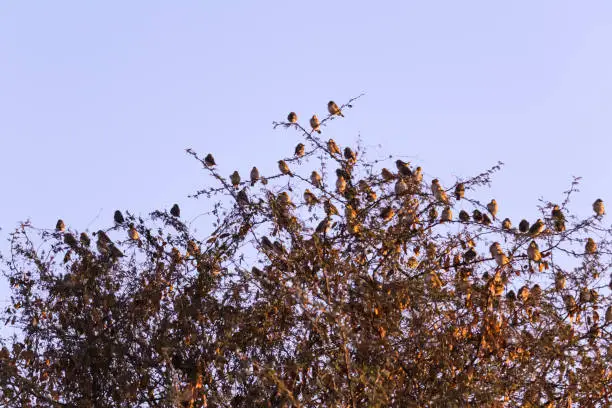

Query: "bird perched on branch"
<box><xmin>528</xmin><ymin>219</ymin><xmax>545</xmax><ymax>237</ymax></box>
<box><xmin>328</xmin><ymin>139</ymin><xmax>341</xmax><ymax>156</ymax></box>
<box><xmin>170</xmin><ymin>204</ymin><xmax>180</xmax><ymax>217</ymax></box>
<box><xmin>230</xmin><ymin>171</ymin><xmax>241</xmax><ymax>189</ymax></box>
<box><xmin>336</xmin><ymin>175</ymin><xmax>347</xmax><ymax>194</ymax></box>
<box><xmin>310</xmin><ymin>115</ymin><xmax>321</xmax><ymax>133</ymax></box>
<box><xmin>303</xmin><ymin>189</ymin><xmax>319</xmax><ymax>206</ymax></box>
<box><xmin>551</xmin><ymin>205</ymin><xmax>565</xmax><ymax>232</ymax></box>
<box><xmin>310</xmin><ymin>171</ymin><xmax>322</xmax><ymax>188</ymax></box>
<box><xmin>527</xmin><ymin>241</ymin><xmax>542</xmax><ymax>263</ymax></box>
<box><xmin>344</xmin><ymin>147</ymin><xmax>356</xmax><ymax>164</ymax></box>
<box><xmin>250</xmin><ymin>167</ymin><xmax>260</xmax><ymax>186</ymax></box>
<box><xmin>278</xmin><ymin>160</ymin><xmax>293</xmax><ymax>177</ymax></box>
<box><xmin>396</xmin><ymin>160</ymin><xmax>412</xmax><ymax>177</ymax></box>
<box><xmin>128</xmin><ymin>224</ymin><xmax>140</xmax><ymax>241</ymax></box>
<box><xmin>204</xmin><ymin>153</ymin><xmax>216</xmax><ymax>167</ymax></box>
<box><xmin>237</xmin><ymin>189</ymin><xmax>249</xmax><ymax>207</ymax></box>
<box><xmin>454</xmin><ymin>183</ymin><xmax>465</xmax><ymax>200</ymax></box>
<box><xmin>431</xmin><ymin>179</ymin><xmax>449</xmax><ymax>204</ymax></box>
<box><xmin>287</xmin><ymin>112</ymin><xmax>297</xmax><ymax>123</ymax></box>
<box><xmin>114</xmin><ymin>210</ymin><xmax>125</xmax><ymax>224</ymax></box>
<box><xmin>56</xmin><ymin>219</ymin><xmax>65</xmax><ymax>232</ymax></box>
<box><xmin>519</xmin><ymin>219</ymin><xmax>530</xmax><ymax>233</ymax></box>
<box><xmin>294</xmin><ymin>143</ymin><xmax>305</xmax><ymax>158</ymax></box>
<box><xmin>327</xmin><ymin>101</ymin><xmax>344</xmax><ymax>117</ymax></box>
<box><xmin>487</xmin><ymin>199</ymin><xmax>498</xmax><ymax>220</ymax></box>
<box><xmin>593</xmin><ymin>199</ymin><xmax>605</xmax><ymax>217</ymax></box>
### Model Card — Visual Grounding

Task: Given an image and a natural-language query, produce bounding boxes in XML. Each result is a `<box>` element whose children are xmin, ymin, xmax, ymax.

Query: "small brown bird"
<box><xmin>464</xmin><ymin>247</ymin><xmax>477</xmax><ymax>263</ymax></box>
<box><xmin>315</xmin><ymin>217</ymin><xmax>331</xmax><ymax>234</ymax></box>
<box><xmin>64</xmin><ymin>233</ymin><xmax>78</xmax><ymax>248</ymax></box>
<box><xmin>454</xmin><ymin>183</ymin><xmax>465</xmax><ymax>200</ymax></box>
<box><xmin>327</xmin><ymin>139</ymin><xmax>341</xmax><ymax>156</ymax></box>
<box><xmin>551</xmin><ymin>205</ymin><xmax>565</xmax><ymax>232</ymax></box>
<box><xmin>187</xmin><ymin>240</ymin><xmax>199</xmax><ymax>257</ymax></box>
<box><xmin>260</xmin><ymin>236</ymin><xmax>274</xmax><ymax>251</ymax></box>
<box><xmin>441</xmin><ymin>207</ymin><xmax>452</xmax><ymax>222</ymax></box>
<box><xmin>114</xmin><ymin>210</ymin><xmax>125</xmax><ymax>224</ymax></box>
<box><xmin>395</xmin><ymin>179</ymin><xmax>408</xmax><ymax>196</ymax></box>
<box><xmin>585</xmin><ymin>238</ymin><xmax>597</xmax><ymax>254</ymax></box>
<box><xmin>287</xmin><ymin>112</ymin><xmax>298</xmax><ymax>123</ymax></box>
<box><xmin>310</xmin><ymin>115</ymin><xmax>321</xmax><ymax>133</ymax></box>
<box><xmin>381</xmin><ymin>168</ymin><xmax>395</xmax><ymax>181</ymax></box>
<box><xmin>80</xmin><ymin>232</ymin><xmax>91</xmax><ymax>246</ymax></box>
<box><xmin>345</xmin><ymin>204</ymin><xmax>357</xmax><ymax>221</ymax></box>
<box><xmin>528</xmin><ymin>219</ymin><xmax>545</xmax><ymax>237</ymax></box>
<box><xmin>310</xmin><ymin>171</ymin><xmax>322</xmax><ymax>188</ymax></box>
<box><xmin>519</xmin><ymin>219</ymin><xmax>530</xmax><ymax>233</ymax></box>
<box><xmin>486</xmin><ymin>199</ymin><xmax>498</xmax><ymax>220</ymax></box>
<box><xmin>380</xmin><ymin>206</ymin><xmax>395</xmax><ymax>222</ymax></box>
<box><xmin>230</xmin><ymin>171</ymin><xmax>241</xmax><ymax>189</ymax></box>
<box><xmin>489</xmin><ymin>242</ymin><xmax>502</xmax><ymax>258</ymax></box>
<box><xmin>481</xmin><ymin>214</ymin><xmax>492</xmax><ymax>226</ymax></box>
<box><xmin>303</xmin><ymin>189</ymin><xmax>319</xmax><ymax>206</ymax></box>
<box><xmin>555</xmin><ymin>273</ymin><xmax>566</xmax><ymax>291</ymax></box>
<box><xmin>593</xmin><ymin>199</ymin><xmax>605</xmax><ymax>217</ymax></box>
<box><xmin>459</xmin><ymin>210</ymin><xmax>470</xmax><ymax>222</ymax></box>
<box><xmin>344</xmin><ymin>147</ymin><xmax>357</xmax><ymax>163</ymax></box>
<box><xmin>472</xmin><ymin>209</ymin><xmax>483</xmax><ymax>223</ymax></box>
<box><xmin>324</xmin><ymin>200</ymin><xmax>339</xmax><ymax>216</ymax></box>
<box><xmin>278</xmin><ymin>191</ymin><xmax>293</xmax><ymax>207</ymax></box>
<box><xmin>506</xmin><ymin>290</ymin><xmax>516</xmax><ymax>302</ymax></box>
<box><xmin>278</xmin><ymin>160</ymin><xmax>293</xmax><ymax>177</ymax></box>
<box><xmin>236</xmin><ymin>189</ymin><xmax>249</xmax><ymax>206</ymax></box>
<box><xmin>494</xmin><ymin>249</ymin><xmax>509</xmax><ymax>267</ymax></box>
<box><xmin>170</xmin><ymin>204</ymin><xmax>180</xmax><ymax>217</ymax></box>
<box><xmin>204</xmin><ymin>153</ymin><xmax>216</xmax><ymax>167</ymax></box>
<box><xmin>431</xmin><ymin>179</ymin><xmax>449</xmax><ymax>204</ymax></box>
<box><xmin>294</xmin><ymin>143</ymin><xmax>305</xmax><ymax>158</ymax></box>
<box><xmin>518</xmin><ymin>286</ymin><xmax>530</xmax><ymax>303</ymax></box>
<box><xmin>501</xmin><ymin>218</ymin><xmax>512</xmax><ymax>230</ymax></box>
<box><xmin>128</xmin><ymin>224</ymin><xmax>140</xmax><ymax>241</ymax></box>
<box><xmin>336</xmin><ymin>175</ymin><xmax>347</xmax><ymax>194</ymax></box>
<box><xmin>413</xmin><ymin>166</ymin><xmax>423</xmax><ymax>183</ymax></box>
<box><xmin>327</xmin><ymin>100</ymin><xmax>344</xmax><ymax>117</ymax></box>
<box><xmin>428</xmin><ymin>207</ymin><xmax>438</xmax><ymax>221</ymax></box>
<box><xmin>527</xmin><ymin>240</ymin><xmax>541</xmax><ymax>262</ymax></box>
<box><xmin>396</xmin><ymin>160</ymin><xmax>412</xmax><ymax>177</ymax></box>
<box><xmin>56</xmin><ymin>219</ymin><xmax>65</xmax><ymax>232</ymax></box>
<box><xmin>250</xmin><ymin>167</ymin><xmax>260</xmax><ymax>186</ymax></box>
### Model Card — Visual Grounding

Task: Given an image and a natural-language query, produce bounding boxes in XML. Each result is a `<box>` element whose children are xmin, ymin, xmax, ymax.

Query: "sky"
<box><xmin>1</xmin><ymin>1</ymin><xmax>612</xmax><ymax>305</ymax></box>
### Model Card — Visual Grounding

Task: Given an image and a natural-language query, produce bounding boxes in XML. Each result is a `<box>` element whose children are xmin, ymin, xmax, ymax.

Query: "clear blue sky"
<box><xmin>1</xmin><ymin>1</ymin><xmax>611</xmax><ymax>302</ymax></box>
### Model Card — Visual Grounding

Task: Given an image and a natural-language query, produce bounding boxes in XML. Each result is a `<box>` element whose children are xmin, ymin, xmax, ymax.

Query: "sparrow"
<box><xmin>555</xmin><ymin>273</ymin><xmax>566</xmax><ymax>291</ymax></box>
<box><xmin>381</xmin><ymin>168</ymin><xmax>395</xmax><ymax>181</ymax></box>
<box><xmin>494</xmin><ymin>249</ymin><xmax>509</xmax><ymax>267</ymax></box>
<box><xmin>260</xmin><ymin>236</ymin><xmax>274</xmax><ymax>251</ymax></box>
<box><xmin>459</xmin><ymin>210</ymin><xmax>470</xmax><ymax>222</ymax></box>
<box><xmin>303</xmin><ymin>189</ymin><xmax>319</xmax><ymax>206</ymax></box>
<box><xmin>413</xmin><ymin>166</ymin><xmax>423</xmax><ymax>183</ymax></box>
<box><xmin>114</xmin><ymin>210</ymin><xmax>125</xmax><ymax>224</ymax></box>
<box><xmin>441</xmin><ymin>207</ymin><xmax>452</xmax><ymax>222</ymax></box>
<box><xmin>273</xmin><ymin>241</ymin><xmax>286</xmax><ymax>255</ymax></box>
<box><xmin>310</xmin><ymin>115</ymin><xmax>321</xmax><ymax>133</ymax></box>
<box><xmin>56</xmin><ymin>219</ymin><xmax>65</xmax><ymax>232</ymax></box>
<box><xmin>431</xmin><ymin>179</ymin><xmax>449</xmax><ymax>204</ymax></box>
<box><xmin>278</xmin><ymin>160</ymin><xmax>293</xmax><ymax>176</ymax></box>
<box><xmin>250</xmin><ymin>167</ymin><xmax>260</xmax><ymax>186</ymax></box>
<box><xmin>486</xmin><ymin>199</ymin><xmax>498</xmax><ymax>220</ymax></box>
<box><xmin>345</xmin><ymin>204</ymin><xmax>357</xmax><ymax>221</ymax></box>
<box><xmin>327</xmin><ymin>139</ymin><xmax>341</xmax><ymax>156</ymax></box>
<box><xmin>236</xmin><ymin>189</ymin><xmax>249</xmax><ymax>207</ymax></box>
<box><xmin>551</xmin><ymin>205</ymin><xmax>565</xmax><ymax>232</ymax></box>
<box><xmin>327</xmin><ymin>100</ymin><xmax>344</xmax><ymax>117</ymax></box>
<box><xmin>454</xmin><ymin>183</ymin><xmax>465</xmax><ymax>200</ymax></box>
<box><xmin>287</xmin><ymin>112</ymin><xmax>298</xmax><ymax>123</ymax></box>
<box><xmin>593</xmin><ymin>199</ymin><xmax>605</xmax><ymax>216</ymax></box>
<box><xmin>80</xmin><ymin>232</ymin><xmax>91</xmax><ymax>246</ymax></box>
<box><xmin>315</xmin><ymin>217</ymin><xmax>331</xmax><ymax>234</ymax></box>
<box><xmin>310</xmin><ymin>171</ymin><xmax>322</xmax><ymax>188</ymax></box>
<box><xmin>186</xmin><ymin>240</ymin><xmax>200</xmax><ymax>257</ymax></box>
<box><xmin>324</xmin><ymin>200</ymin><xmax>339</xmax><ymax>216</ymax></box>
<box><xmin>585</xmin><ymin>238</ymin><xmax>597</xmax><ymax>254</ymax></box>
<box><xmin>489</xmin><ymin>242</ymin><xmax>502</xmax><ymax>258</ymax></box>
<box><xmin>518</xmin><ymin>286</ymin><xmax>530</xmax><ymax>302</ymax></box>
<box><xmin>428</xmin><ymin>207</ymin><xmax>438</xmax><ymax>221</ymax></box>
<box><xmin>395</xmin><ymin>160</ymin><xmax>412</xmax><ymax>177</ymax></box>
<box><xmin>96</xmin><ymin>230</ymin><xmax>111</xmax><ymax>255</ymax></box>
<box><xmin>519</xmin><ymin>219</ymin><xmax>530</xmax><ymax>233</ymax></box>
<box><xmin>344</xmin><ymin>147</ymin><xmax>356</xmax><ymax>163</ymax></box>
<box><xmin>278</xmin><ymin>191</ymin><xmax>293</xmax><ymax>207</ymax></box>
<box><xmin>63</xmin><ymin>233</ymin><xmax>78</xmax><ymax>248</ymax></box>
<box><xmin>230</xmin><ymin>171</ymin><xmax>241</xmax><ymax>189</ymax></box>
<box><xmin>528</xmin><ymin>219</ymin><xmax>545</xmax><ymax>237</ymax></box>
<box><xmin>481</xmin><ymin>214</ymin><xmax>492</xmax><ymax>226</ymax></box>
<box><xmin>170</xmin><ymin>204</ymin><xmax>180</xmax><ymax>217</ymax></box>
<box><xmin>527</xmin><ymin>240</ymin><xmax>541</xmax><ymax>262</ymax></box>
<box><xmin>464</xmin><ymin>247</ymin><xmax>477</xmax><ymax>263</ymax></box>
<box><xmin>395</xmin><ymin>179</ymin><xmax>408</xmax><ymax>196</ymax></box>
<box><xmin>128</xmin><ymin>224</ymin><xmax>140</xmax><ymax>240</ymax></box>
<box><xmin>204</xmin><ymin>153</ymin><xmax>216</xmax><ymax>167</ymax></box>
<box><xmin>380</xmin><ymin>206</ymin><xmax>395</xmax><ymax>222</ymax></box>
<box><xmin>501</xmin><ymin>218</ymin><xmax>512</xmax><ymax>230</ymax></box>
<box><xmin>294</xmin><ymin>143</ymin><xmax>305</xmax><ymax>158</ymax></box>
<box><xmin>472</xmin><ymin>209</ymin><xmax>483</xmax><ymax>223</ymax></box>
<box><xmin>336</xmin><ymin>175</ymin><xmax>347</xmax><ymax>194</ymax></box>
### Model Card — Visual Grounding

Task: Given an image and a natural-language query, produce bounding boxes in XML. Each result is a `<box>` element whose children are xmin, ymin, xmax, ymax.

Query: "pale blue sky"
<box><xmin>1</xmin><ymin>2</ymin><xmax>612</xmax><ymax>302</ymax></box>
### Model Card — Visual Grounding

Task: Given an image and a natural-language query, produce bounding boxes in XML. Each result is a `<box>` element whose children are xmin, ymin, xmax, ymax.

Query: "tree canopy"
<box><xmin>1</xmin><ymin>97</ymin><xmax>612</xmax><ymax>407</ymax></box>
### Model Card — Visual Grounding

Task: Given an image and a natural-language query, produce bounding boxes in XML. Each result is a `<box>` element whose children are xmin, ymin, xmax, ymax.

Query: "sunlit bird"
<box><xmin>327</xmin><ymin>139</ymin><xmax>341</xmax><ymax>156</ymax></box>
<box><xmin>486</xmin><ymin>199</ymin><xmax>498</xmax><ymax>220</ymax></box>
<box><xmin>278</xmin><ymin>160</ymin><xmax>293</xmax><ymax>177</ymax></box>
<box><xmin>56</xmin><ymin>219</ymin><xmax>65</xmax><ymax>232</ymax></box>
<box><xmin>230</xmin><ymin>171</ymin><xmax>241</xmax><ymax>189</ymax></box>
<box><xmin>310</xmin><ymin>115</ymin><xmax>321</xmax><ymax>133</ymax></box>
<box><xmin>287</xmin><ymin>112</ymin><xmax>298</xmax><ymax>123</ymax></box>
<box><xmin>250</xmin><ymin>167</ymin><xmax>260</xmax><ymax>186</ymax></box>
<box><xmin>327</xmin><ymin>100</ymin><xmax>344</xmax><ymax>117</ymax></box>
<box><xmin>593</xmin><ymin>199</ymin><xmax>605</xmax><ymax>217</ymax></box>
<box><xmin>310</xmin><ymin>171</ymin><xmax>322</xmax><ymax>188</ymax></box>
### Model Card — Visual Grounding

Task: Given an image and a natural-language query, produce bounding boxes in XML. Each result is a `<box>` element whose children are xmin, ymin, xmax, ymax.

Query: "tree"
<box><xmin>1</xmin><ymin>97</ymin><xmax>612</xmax><ymax>407</ymax></box>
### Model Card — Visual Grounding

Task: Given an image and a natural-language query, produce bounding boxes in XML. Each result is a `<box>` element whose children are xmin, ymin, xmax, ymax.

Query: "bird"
<box><xmin>395</xmin><ymin>160</ymin><xmax>412</xmax><ymax>177</ymax></box>
<box><xmin>472</xmin><ymin>210</ymin><xmax>483</xmax><ymax>223</ymax></box>
<box><xmin>278</xmin><ymin>160</ymin><xmax>293</xmax><ymax>177</ymax></box>
<box><xmin>114</xmin><ymin>210</ymin><xmax>125</xmax><ymax>224</ymax></box>
<box><xmin>380</xmin><ymin>207</ymin><xmax>395</xmax><ymax>222</ymax></box>
<box><xmin>310</xmin><ymin>171</ymin><xmax>322</xmax><ymax>188</ymax></box>
<box><xmin>327</xmin><ymin>139</ymin><xmax>341</xmax><ymax>156</ymax></box>
<box><xmin>278</xmin><ymin>192</ymin><xmax>293</xmax><ymax>207</ymax></box>
<box><xmin>519</xmin><ymin>219</ymin><xmax>530</xmax><ymax>233</ymax></box>
<box><xmin>585</xmin><ymin>238</ymin><xmax>597</xmax><ymax>254</ymax></box>
<box><xmin>454</xmin><ymin>183</ymin><xmax>465</xmax><ymax>200</ymax></box>
<box><xmin>345</xmin><ymin>204</ymin><xmax>357</xmax><ymax>221</ymax></box>
<box><xmin>528</xmin><ymin>219</ymin><xmax>545</xmax><ymax>237</ymax></box>
<box><xmin>344</xmin><ymin>147</ymin><xmax>357</xmax><ymax>163</ymax></box>
<box><xmin>527</xmin><ymin>241</ymin><xmax>542</xmax><ymax>262</ymax></box>
<box><xmin>80</xmin><ymin>232</ymin><xmax>91</xmax><ymax>246</ymax></box>
<box><xmin>273</xmin><ymin>241</ymin><xmax>286</xmax><ymax>255</ymax></box>
<box><xmin>64</xmin><ymin>233</ymin><xmax>78</xmax><ymax>248</ymax></box>
<box><xmin>489</xmin><ymin>242</ymin><xmax>502</xmax><ymax>258</ymax></box>
<box><xmin>96</xmin><ymin>230</ymin><xmax>111</xmax><ymax>255</ymax></box>
<box><xmin>441</xmin><ymin>207</ymin><xmax>452</xmax><ymax>222</ymax></box>
<box><xmin>187</xmin><ymin>240</ymin><xmax>200</xmax><ymax>257</ymax></box>
<box><xmin>481</xmin><ymin>214</ymin><xmax>492</xmax><ymax>226</ymax></box>
<box><xmin>464</xmin><ymin>248</ymin><xmax>477</xmax><ymax>263</ymax></box>
<box><xmin>287</xmin><ymin>112</ymin><xmax>298</xmax><ymax>123</ymax></box>
<box><xmin>327</xmin><ymin>100</ymin><xmax>344</xmax><ymax>117</ymax></box>
<box><xmin>250</xmin><ymin>167</ymin><xmax>260</xmax><ymax>186</ymax></box>
<box><xmin>303</xmin><ymin>189</ymin><xmax>319</xmax><ymax>206</ymax></box>
<box><xmin>413</xmin><ymin>167</ymin><xmax>423</xmax><ymax>183</ymax></box>
<box><xmin>506</xmin><ymin>290</ymin><xmax>516</xmax><ymax>302</ymax></box>
<box><xmin>128</xmin><ymin>224</ymin><xmax>140</xmax><ymax>241</ymax></box>
<box><xmin>395</xmin><ymin>179</ymin><xmax>408</xmax><ymax>196</ymax></box>
<box><xmin>431</xmin><ymin>179</ymin><xmax>449</xmax><ymax>204</ymax></box>
<box><xmin>315</xmin><ymin>218</ymin><xmax>331</xmax><ymax>234</ymax></box>
<box><xmin>426</xmin><ymin>271</ymin><xmax>443</xmax><ymax>289</ymax></box>
<box><xmin>294</xmin><ymin>143</ymin><xmax>305</xmax><ymax>158</ymax></box>
<box><xmin>551</xmin><ymin>205</ymin><xmax>565</xmax><ymax>232</ymax></box>
<box><xmin>204</xmin><ymin>153</ymin><xmax>216</xmax><ymax>167</ymax></box>
<box><xmin>555</xmin><ymin>273</ymin><xmax>566</xmax><ymax>291</ymax></box>
<box><xmin>494</xmin><ymin>248</ymin><xmax>509</xmax><ymax>267</ymax></box>
<box><xmin>486</xmin><ymin>199</ymin><xmax>498</xmax><ymax>220</ymax></box>
<box><xmin>260</xmin><ymin>236</ymin><xmax>274</xmax><ymax>251</ymax></box>
<box><xmin>593</xmin><ymin>199</ymin><xmax>605</xmax><ymax>217</ymax></box>
<box><xmin>230</xmin><ymin>171</ymin><xmax>241</xmax><ymax>189</ymax></box>
<box><xmin>501</xmin><ymin>218</ymin><xmax>512</xmax><ymax>230</ymax></box>
<box><xmin>310</xmin><ymin>115</ymin><xmax>321</xmax><ymax>133</ymax></box>
<box><xmin>324</xmin><ymin>200</ymin><xmax>339</xmax><ymax>216</ymax></box>
<box><xmin>170</xmin><ymin>204</ymin><xmax>180</xmax><ymax>217</ymax></box>
<box><xmin>236</xmin><ymin>189</ymin><xmax>249</xmax><ymax>207</ymax></box>
<box><xmin>518</xmin><ymin>286</ymin><xmax>530</xmax><ymax>303</ymax></box>
<box><xmin>336</xmin><ymin>175</ymin><xmax>347</xmax><ymax>194</ymax></box>
<box><xmin>606</xmin><ymin>306</ymin><xmax>612</xmax><ymax>323</ymax></box>
<box><xmin>381</xmin><ymin>168</ymin><xmax>395</xmax><ymax>181</ymax></box>
<box><xmin>56</xmin><ymin>219</ymin><xmax>65</xmax><ymax>232</ymax></box>
<box><xmin>459</xmin><ymin>210</ymin><xmax>470</xmax><ymax>222</ymax></box>
<box><xmin>428</xmin><ymin>207</ymin><xmax>438</xmax><ymax>221</ymax></box>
